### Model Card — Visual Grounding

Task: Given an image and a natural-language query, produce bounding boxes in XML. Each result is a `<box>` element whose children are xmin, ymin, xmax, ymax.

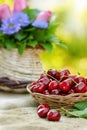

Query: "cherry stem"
<box><xmin>44</xmin><ymin>71</ymin><xmax>60</xmax><ymax>83</ymax></box>
<box><xmin>70</xmin><ymin>78</ymin><xmax>78</xmax><ymax>85</ymax></box>
<box><xmin>44</xmin><ymin>71</ymin><xmax>78</xmax><ymax>85</ymax></box>
<box><xmin>60</xmin><ymin>75</ymin><xmax>78</xmax><ymax>85</ymax></box>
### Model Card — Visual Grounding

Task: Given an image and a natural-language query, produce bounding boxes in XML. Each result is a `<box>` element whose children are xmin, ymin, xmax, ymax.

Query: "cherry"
<box><xmin>74</xmin><ymin>76</ymin><xmax>86</xmax><ymax>84</ymax></box>
<box><xmin>30</xmin><ymin>81</ymin><xmax>38</xmax><ymax>92</ymax></box>
<box><xmin>43</xmin><ymin>90</ymin><xmax>50</xmax><ymax>95</ymax></box>
<box><xmin>74</xmin><ymin>82</ymin><xmax>87</xmax><ymax>93</ymax></box>
<box><xmin>51</xmin><ymin>89</ymin><xmax>60</xmax><ymax>95</ymax></box>
<box><xmin>48</xmin><ymin>81</ymin><xmax>59</xmax><ymax>92</ymax></box>
<box><xmin>47</xmin><ymin>109</ymin><xmax>61</xmax><ymax>121</ymax></box>
<box><xmin>47</xmin><ymin>69</ymin><xmax>57</xmax><ymax>78</ymax></box>
<box><xmin>68</xmin><ymin>74</ymin><xmax>77</xmax><ymax>85</ymax></box>
<box><xmin>37</xmin><ymin>104</ymin><xmax>50</xmax><ymax>111</ymax></box>
<box><xmin>39</xmin><ymin>76</ymin><xmax>50</xmax><ymax>86</ymax></box>
<box><xmin>68</xmin><ymin>89</ymin><xmax>75</xmax><ymax>94</ymax></box>
<box><xmin>39</xmin><ymin>74</ymin><xmax>47</xmax><ymax>79</ymax></box>
<box><xmin>32</xmin><ymin>82</ymin><xmax>46</xmax><ymax>93</ymax></box>
<box><xmin>37</xmin><ymin>107</ymin><xmax>49</xmax><ymax>118</ymax></box>
<box><xmin>59</xmin><ymin>78</ymin><xmax>72</xmax><ymax>92</ymax></box>
<box><xmin>68</xmin><ymin>74</ymin><xmax>77</xmax><ymax>81</ymax></box>
<box><xmin>31</xmin><ymin>81</ymin><xmax>38</xmax><ymax>86</ymax></box>
<box><xmin>55</xmin><ymin>69</ymin><xmax>70</xmax><ymax>80</ymax></box>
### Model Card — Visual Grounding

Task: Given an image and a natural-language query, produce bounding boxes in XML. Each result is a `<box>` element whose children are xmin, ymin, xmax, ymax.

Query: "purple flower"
<box><xmin>32</xmin><ymin>20</ymin><xmax>48</xmax><ymax>29</ymax></box>
<box><xmin>0</xmin><ymin>17</ymin><xmax>21</xmax><ymax>34</ymax></box>
<box><xmin>13</xmin><ymin>12</ymin><xmax>30</xmax><ymax>27</ymax></box>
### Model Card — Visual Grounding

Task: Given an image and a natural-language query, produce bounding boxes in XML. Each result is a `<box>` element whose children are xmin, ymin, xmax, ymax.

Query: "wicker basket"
<box><xmin>27</xmin><ymin>84</ymin><xmax>87</xmax><ymax>109</ymax></box>
<box><xmin>0</xmin><ymin>47</ymin><xmax>44</xmax><ymax>93</ymax></box>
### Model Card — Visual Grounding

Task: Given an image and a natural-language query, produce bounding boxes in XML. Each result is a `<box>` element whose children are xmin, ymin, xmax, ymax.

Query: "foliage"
<box><xmin>0</xmin><ymin>6</ymin><xmax>64</xmax><ymax>54</ymax></box>
<box><xmin>60</xmin><ymin>101</ymin><xmax>87</xmax><ymax>118</ymax></box>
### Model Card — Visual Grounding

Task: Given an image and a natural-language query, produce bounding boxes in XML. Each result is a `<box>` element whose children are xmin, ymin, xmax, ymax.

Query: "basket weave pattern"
<box><xmin>27</xmin><ymin>85</ymin><xmax>87</xmax><ymax>109</ymax></box>
<box><xmin>0</xmin><ymin>47</ymin><xmax>43</xmax><ymax>92</ymax></box>
<box><xmin>0</xmin><ymin>48</ymin><xmax>43</xmax><ymax>81</ymax></box>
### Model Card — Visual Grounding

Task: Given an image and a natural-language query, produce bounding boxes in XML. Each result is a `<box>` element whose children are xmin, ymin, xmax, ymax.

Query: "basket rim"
<box><xmin>27</xmin><ymin>84</ymin><xmax>87</xmax><ymax>98</ymax></box>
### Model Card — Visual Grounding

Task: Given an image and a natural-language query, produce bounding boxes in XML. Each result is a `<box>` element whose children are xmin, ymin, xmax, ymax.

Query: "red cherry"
<box><xmin>59</xmin><ymin>78</ymin><xmax>72</xmax><ymax>92</ymax></box>
<box><xmin>68</xmin><ymin>74</ymin><xmax>77</xmax><ymax>81</ymax></box>
<box><xmin>51</xmin><ymin>89</ymin><xmax>60</xmax><ymax>95</ymax></box>
<box><xmin>39</xmin><ymin>74</ymin><xmax>47</xmax><ymax>79</ymax></box>
<box><xmin>37</xmin><ymin>107</ymin><xmax>49</xmax><ymax>118</ymax></box>
<box><xmin>39</xmin><ymin>76</ymin><xmax>50</xmax><ymax>86</ymax></box>
<box><xmin>47</xmin><ymin>109</ymin><xmax>61</xmax><ymax>121</ymax></box>
<box><xmin>74</xmin><ymin>76</ymin><xmax>86</xmax><ymax>83</ymax></box>
<box><xmin>43</xmin><ymin>90</ymin><xmax>50</xmax><ymax>95</ymax></box>
<box><xmin>48</xmin><ymin>81</ymin><xmax>59</xmax><ymax>92</ymax></box>
<box><xmin>68</xmin><ymin>89</ymin><xmax>75</xmax><ymax>94</ymax></box>
<box><xmin>30</xmin><ymin>81</ymin><xmax>38</xmax><ymax>92</ymax></box>
<box><xmin>68</xmin><ymin>74</ymin><xmax>77</xmax><ymax>85</ymax></box>
<box><xmin>31</xmin><ymin>81</ymin><xmax>38</xmax><ymax>86</ymax></box>
<box><xmin>37</xmin><ymin>104</ymin><xmax>50</xmax><ymax>111</ymax></box>
<box><xmin>55</xmin><ymin>71</ymin><xmax>61</xmax><ymax>80</ymax></box>
<box><xmin>32</xmin><ymin>82</ymin><xmax>46</xmax><ymax>93</ymax></box>
<box><xmin>56</xmin><ymin>69</ymin><xmax>70</xmax><ymax>81</ymax></box>
<box><xmin>47</xmin><ymin>69</ymin><xmax>57</xmax><ymax>78</ymax></box>
<box><xmin>74</xmin><ymin>82</ymin><xmax>87</xmax><ymax>93</ymax></box>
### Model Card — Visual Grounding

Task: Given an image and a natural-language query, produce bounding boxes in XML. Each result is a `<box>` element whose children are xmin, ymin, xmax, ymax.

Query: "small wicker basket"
<box><xmin>27</xmin><ymin>84</ymin><xmax>87</xmax><ymax>109</ymax></box>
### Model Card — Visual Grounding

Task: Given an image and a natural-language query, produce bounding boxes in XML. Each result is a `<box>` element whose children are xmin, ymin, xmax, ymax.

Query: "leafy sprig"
<box><xmin>60</xmin><ymin>100</ymin><xmax>87</xmax><ymax>118</ymax></box>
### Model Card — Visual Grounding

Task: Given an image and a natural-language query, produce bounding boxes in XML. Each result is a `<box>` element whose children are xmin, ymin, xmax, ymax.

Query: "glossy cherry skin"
<box><xmin>68</xmin><ymin>74</ymin><xmax>77</xmax><ymax>81</ymax></box>
<box><xmin>32</xmin><ymin>82</ymin><xmax>46</xmax><ymax>93</ymax></box>
<box><xmin>51</xmin><ymin>89</ymin><xmax>60</xmax><ymax>95</ymax></box>
<box><xmin>39</xmin><ymin>74</ymin><xmax>48</xmax><ymax>79</ymax></box>
<box><xmin>48</xmin><ymin>80</ymin><xmax>59</xmax><ymax>92</ymax></box>
<box><xmin>68</xmin><ymin>89</ymin><xmax>75</xmax><ymax>94</ymax></box>
<box><xmin>37</xmin><ymin>104</ymin><xmax>50</xmax><ymax>111</ymax></box>
<box><xmin>30</xmin><ymin>81</ymin><xmax>38</xmax><ymax>92</ymax></box>
<box><xmin>74</xmin><ymin>76</ymin><xmax>86</xmax><ymax>84</ymax></box>
<box><xmin>59</xmin><ymin>78</ymin><xmax>72</xmax><ymax>92</ymax></box>
<box><xmin>43</xmin><ymin>90</ymin><xmax>50</xmax><ymax>95</ymax></box>
<box><xmin>31</xmin><ymin>81</ymin><xmax>38</xmax><ymax>86</ymax></box>
<box><xmin>55</xmin><ymin>69</ymin><xmax>70</xmax><ymax>80</ymax></box>
<box><xmin>37</xmin><ymin>107</ymin><xmax>49</xmax><ymax>118</ymax></box>
<box><xmin>39</xmin><ymin>76</ymin><xmax>50</xmax><ymax>87</ymax></box>
<box><xmin>47</xmin><ymin>69</ymin><xmax>57</xmax><ymax>78</ymax></box>
<box><xmin>47</xmin><ymin>109</ymin><xmax>61</xmax><ymax>121</ymax></box>
<box><xmin>74</xmin><ymin>82</ymin><xmax>87</xmax><ymax>93</ymax></box>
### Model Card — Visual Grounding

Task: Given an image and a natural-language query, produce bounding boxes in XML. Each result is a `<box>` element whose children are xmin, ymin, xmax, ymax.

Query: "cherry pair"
<box><xmin>37</xmin><ymin>104</ymin><xmax>61</xmax><ymax>121</ymax></box>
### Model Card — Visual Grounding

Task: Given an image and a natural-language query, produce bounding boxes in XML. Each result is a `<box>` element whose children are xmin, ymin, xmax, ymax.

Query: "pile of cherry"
<box><xmin>30</xmin><ymin>68</ymin><xmax>87</xmax><ymax>95</ymax></box>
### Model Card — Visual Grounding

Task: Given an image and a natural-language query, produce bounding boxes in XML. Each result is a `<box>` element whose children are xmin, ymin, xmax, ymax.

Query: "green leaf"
<box><xmin>18</xmin><ymin>42</ymin><xmax>26</xmax><ymax>55</ymax></box>
<box><xmin>23</xmin><ymin>8</ymin><xmax>39</xmax><ymax>21</ymax></box>
<box><xmin>27</xmin><ymin>41</ymin><xmax>38</xmax><ymax>47</ymax></box>
<box><xmin>74</xmin><ymin>101</ymin><xmax>87</xmax><ymax>110</ymax></box>
<box><xmin>67</xmin><ymin>108</ymin><xmax>87</xmax><ymax>118</ymax></box>
<box><xmin>14</xmin><ymin>33</ymin><xmax>27</xmax><ymax>41</ymax></box>
<box><xmin>40</xmin><ymin>43</ymin><xmax>53</xmax><ymax>52</ymax></box>
<box><xmin>5</xmin><ymin>40</ymin><xmax>16</xmax><ymax>50</ymax></box>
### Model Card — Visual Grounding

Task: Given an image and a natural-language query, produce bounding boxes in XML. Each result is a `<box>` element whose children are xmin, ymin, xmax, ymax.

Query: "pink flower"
<box><xmin>0</xmin><ymin>4</ymin><xmax>12</xmax><ymax>20</ymax></box>
<box><xmin>36</xmin><ymin>11</ymin><xmax>52</xmax><ymax>22</ymax></box>
<box><xmin>13</xmin><ymin>0</ymin><xmax>29</xmax><ymax>12</ymax></box>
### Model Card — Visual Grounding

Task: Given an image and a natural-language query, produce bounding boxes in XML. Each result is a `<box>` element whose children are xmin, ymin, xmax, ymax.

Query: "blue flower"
<box><xmin>0</xmin><ymin>17</ymin><xmax>21</xmax><ymax>34</ymax></box>
<box><xmin>32</xmin><ymin>20</ymin><xmax>48</xmax><ymax>29</ymax></box>
<box><xmin>13</xmin><ymin>12</ymin><xmax>30</xmax><ymax>27</ymax></box>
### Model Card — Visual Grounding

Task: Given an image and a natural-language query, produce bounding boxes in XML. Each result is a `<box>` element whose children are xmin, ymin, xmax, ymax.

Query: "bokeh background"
<box><xmin>0</xmin><ymin>0</ymin><xmax>87</xmax><ymax>76</ymax></box>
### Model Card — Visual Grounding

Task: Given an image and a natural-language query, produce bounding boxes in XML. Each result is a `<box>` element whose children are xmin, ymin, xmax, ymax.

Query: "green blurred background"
<box><xmin>1</xmin><ymin>0</ymin><xmax>87</xmax><ymax>76</ymax></box>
